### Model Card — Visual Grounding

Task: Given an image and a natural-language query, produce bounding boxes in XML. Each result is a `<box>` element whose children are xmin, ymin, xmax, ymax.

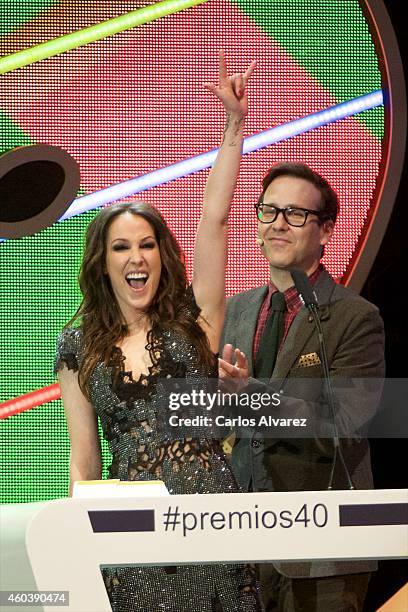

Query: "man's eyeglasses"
<box><xmin>255</xmin><ymin>202</ymin><xmax>326</xmax><ymax>227</ymax></box>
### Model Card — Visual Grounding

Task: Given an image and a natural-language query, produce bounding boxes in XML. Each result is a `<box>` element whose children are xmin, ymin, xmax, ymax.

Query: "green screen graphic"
<box><xmin>234</xmin><ymin>0</ymin><xmax>383</xmax><ymax>137</ymax></box>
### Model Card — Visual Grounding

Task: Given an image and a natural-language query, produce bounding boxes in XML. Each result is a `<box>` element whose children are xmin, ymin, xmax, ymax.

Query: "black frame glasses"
<box><xmin>255</xmin><ymin>202</ymin><xmax>325</xmax><ymax>227</ymax></box>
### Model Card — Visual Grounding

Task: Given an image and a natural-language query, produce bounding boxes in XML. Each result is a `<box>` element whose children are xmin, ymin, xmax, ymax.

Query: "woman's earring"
<box><xmin>256</xmin><ymin>237</ymin><xmax>264</xmax><ymax>246</ymax></box>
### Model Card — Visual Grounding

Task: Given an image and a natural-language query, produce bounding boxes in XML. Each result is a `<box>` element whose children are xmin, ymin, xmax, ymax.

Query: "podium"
<box><xmin>1</xmin><ymin>489</ymin><xmax>407</xmax><ymax>611</ymax></box>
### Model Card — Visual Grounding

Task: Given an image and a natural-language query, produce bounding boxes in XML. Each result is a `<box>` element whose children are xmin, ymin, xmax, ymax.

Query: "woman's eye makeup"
<box><xmin>112</xmin><ymin>240</ymin><xmax>156</xmax><ymax>251</ymax></box>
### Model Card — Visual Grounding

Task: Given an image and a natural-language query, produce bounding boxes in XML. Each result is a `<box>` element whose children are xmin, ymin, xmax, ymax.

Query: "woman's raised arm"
<box><xmin>193</xmin><ymin>50</ymin><xmax>255</xmax><ymax>351</ymax></box>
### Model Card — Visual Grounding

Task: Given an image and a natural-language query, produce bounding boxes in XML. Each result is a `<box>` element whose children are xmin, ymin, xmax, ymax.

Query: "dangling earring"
<box><xmin>256</xmin><ymin>237</ymin><xmax>264</xmax><ymax>246</ymax></box>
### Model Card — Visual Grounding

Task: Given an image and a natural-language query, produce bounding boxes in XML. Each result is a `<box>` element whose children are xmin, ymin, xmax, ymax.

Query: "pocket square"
<box><xmin>298</xmin><ymin>352</ymin><xmax>322</xmax><ymax>367</ymax></box>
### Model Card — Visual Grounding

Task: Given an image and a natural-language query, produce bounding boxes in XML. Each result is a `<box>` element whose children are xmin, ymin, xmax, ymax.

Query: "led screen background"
<box><xmin>0</xmin><ymin>0</ymin><xmax>384</xmax><ymax>502</ymax></box>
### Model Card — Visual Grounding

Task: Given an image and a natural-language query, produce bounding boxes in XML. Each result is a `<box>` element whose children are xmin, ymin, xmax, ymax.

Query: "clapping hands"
<box><xmin>218</xmin><ymin>343</ymin><xmax>249</xmax><ymax>392</ymax></box>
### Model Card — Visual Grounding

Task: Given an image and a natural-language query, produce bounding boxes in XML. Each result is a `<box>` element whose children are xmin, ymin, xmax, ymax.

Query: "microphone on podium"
<box><xmin>290</xmin><ymin>268</ymin><xmax>354</xmax><ymax>490</ymax></box>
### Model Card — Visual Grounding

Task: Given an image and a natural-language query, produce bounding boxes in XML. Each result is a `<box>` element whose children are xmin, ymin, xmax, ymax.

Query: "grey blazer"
<box><xmin>220</xmin><ymin>270</ymin><xmax>385</xmax><ymax>578</ymax></box>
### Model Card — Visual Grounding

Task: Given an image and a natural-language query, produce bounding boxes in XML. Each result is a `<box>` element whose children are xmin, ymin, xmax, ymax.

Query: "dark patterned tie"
<box><xmin>254</xmin><ymin>291</ymin><xmax>286</xmax><ymax>379</ymax></box>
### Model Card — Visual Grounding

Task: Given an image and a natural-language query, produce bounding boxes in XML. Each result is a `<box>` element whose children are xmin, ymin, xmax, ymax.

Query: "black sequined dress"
<box><xmin>55</xmin><ymin>297</ymin><xmax>261</xmax><ymax>612</ymax></box>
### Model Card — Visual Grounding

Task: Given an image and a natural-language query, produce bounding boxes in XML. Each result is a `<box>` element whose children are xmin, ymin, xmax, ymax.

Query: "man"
<box><xmin>219</xmin><ymin>162</ymin><xmax>385</xmax><ymax>612</ymax></box>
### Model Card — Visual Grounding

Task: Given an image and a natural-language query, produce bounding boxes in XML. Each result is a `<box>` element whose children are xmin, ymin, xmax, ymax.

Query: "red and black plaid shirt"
<box><xmin>252</xmin><ymin>265</ymin><xmax>324</xmax><ymax>362</ymax></box>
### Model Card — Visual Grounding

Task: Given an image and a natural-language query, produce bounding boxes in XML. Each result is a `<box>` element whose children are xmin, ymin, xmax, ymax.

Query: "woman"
<box><xmin>55</xmin><ymin>52</ymin><xmax>260</xmax><ymax>611</ymax></box>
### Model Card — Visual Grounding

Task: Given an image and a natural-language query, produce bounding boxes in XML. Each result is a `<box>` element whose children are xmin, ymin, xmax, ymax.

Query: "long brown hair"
<box><xmin>67</xmin><ymin>201</ymin><xmax>214</xmax><ymax>397</ymax></box>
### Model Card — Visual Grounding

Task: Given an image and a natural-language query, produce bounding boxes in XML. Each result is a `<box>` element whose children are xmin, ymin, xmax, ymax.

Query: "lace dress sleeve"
<box><xmin>54</xmin><ymin>327</ymin><xmax>82</xmax><ymax>374</ymax></box>
<box><xmin>184</xmin><ymin>285</ymin><xmax>201</xmax><ymax>320</ymax></box>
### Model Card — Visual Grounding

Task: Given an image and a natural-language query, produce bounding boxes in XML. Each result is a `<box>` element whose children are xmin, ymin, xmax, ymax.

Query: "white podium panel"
<box><xmin>1</xmin><ymin>489</ymin><xmax>407</xmax><ymax>612</ymax></box>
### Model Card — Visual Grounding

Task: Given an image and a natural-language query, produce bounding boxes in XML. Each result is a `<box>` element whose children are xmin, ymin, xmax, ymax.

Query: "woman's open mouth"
<box><xmin>125</xmin><ymin>272</ymin><xmax>149</xmax><ymax>291</ymax></box>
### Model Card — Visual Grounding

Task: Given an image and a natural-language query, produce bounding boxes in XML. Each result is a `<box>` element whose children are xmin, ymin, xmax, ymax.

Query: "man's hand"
<box><xmin>219</xmin><ymin>343</ymin><xmax>249</xmax><ymax>392</ymax></box>
<box><xmin>204</xmin><ymin>49</ymin><xmax>256</xmax><ymax>118</ymax></box>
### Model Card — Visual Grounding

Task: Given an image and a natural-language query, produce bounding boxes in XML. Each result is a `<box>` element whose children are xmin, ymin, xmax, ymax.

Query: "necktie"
<box><xmin>254</xmin><ymin>291</ymin><xmax>286</xmax><ymax>379</ymax></box>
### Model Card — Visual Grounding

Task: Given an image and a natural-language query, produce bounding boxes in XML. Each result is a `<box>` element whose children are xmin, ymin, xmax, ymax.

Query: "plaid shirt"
<box><xmin>252</xmin><ymin>265</ymin><xmax>324</xmax><ymax>362</ymax></box>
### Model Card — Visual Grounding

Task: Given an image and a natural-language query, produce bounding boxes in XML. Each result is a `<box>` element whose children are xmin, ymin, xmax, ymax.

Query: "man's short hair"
<box><xmin>259</xmin><ymin>162</ymin><xmax>339</xmax><ymax>224</ymax></box>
